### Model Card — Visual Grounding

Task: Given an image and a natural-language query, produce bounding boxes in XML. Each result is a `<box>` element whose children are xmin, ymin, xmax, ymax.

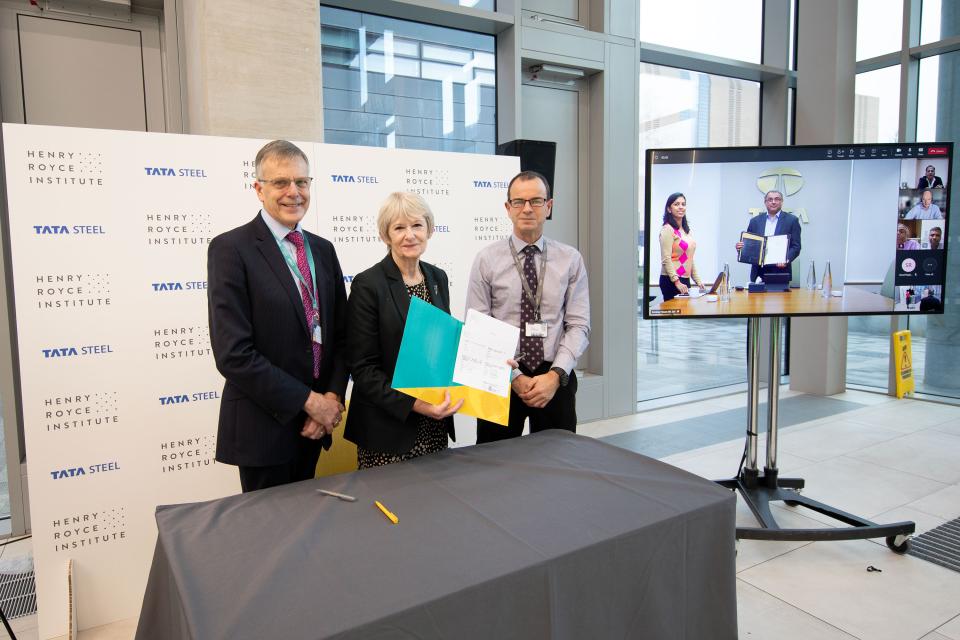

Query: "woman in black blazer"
<box><xmin>345</xmin><ymin>192</ymin><xmax>463</xmax><ymax>468</ymax></box>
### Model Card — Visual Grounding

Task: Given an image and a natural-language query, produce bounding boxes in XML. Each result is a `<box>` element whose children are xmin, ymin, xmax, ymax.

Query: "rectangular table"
<box><xmin>651</xmin><ymin>286</ymin><xmax>895</xmax><ymax>317</ymax></box>
<box><xmin>135</xmin><ymin>431</ymin><xmax>737</xmax><ymax>639</ymax></box>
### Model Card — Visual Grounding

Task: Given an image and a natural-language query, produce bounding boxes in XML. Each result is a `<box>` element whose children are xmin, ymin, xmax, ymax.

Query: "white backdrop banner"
<box><xmin>0</xmin><ymin>123</ymin><xmax>519</xmax><ymax>638</ymax></box>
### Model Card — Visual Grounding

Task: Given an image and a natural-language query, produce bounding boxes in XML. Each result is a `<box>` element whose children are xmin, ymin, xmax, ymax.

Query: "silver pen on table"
<box><xmin>317</xmin><ymin>488</ymin><xmax>357</xmax><ymax>502</ymax></box>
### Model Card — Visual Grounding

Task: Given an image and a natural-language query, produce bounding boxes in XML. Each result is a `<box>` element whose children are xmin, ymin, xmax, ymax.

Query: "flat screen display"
<box><xmin>642</xmin><ymin>142</ymin><xmax>953</xmax><ymax>319</ymax></box>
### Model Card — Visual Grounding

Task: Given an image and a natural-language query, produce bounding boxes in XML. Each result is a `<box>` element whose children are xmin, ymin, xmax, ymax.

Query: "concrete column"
<box><xmin>179</xmin><ymin>0</ymin><xmax>323</xmax><ymax>140</ymax></box>
<box><xmin>789</xmin><ymin>0</ymin><xmax>856</xmax><ymax>395</ymax></box>
<box><xmin>761</xmin><ymin>0</ymin><xmax>791</xmax><ymax>147</ymax></box>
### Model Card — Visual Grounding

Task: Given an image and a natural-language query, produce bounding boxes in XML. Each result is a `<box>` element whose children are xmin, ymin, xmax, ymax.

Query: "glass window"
<box><xmin>921</xmin><ymin>0</ymin><xmax>960</xmax><ymax>45</ymax></box>
<box><xmin>639</xmin><ymin>0</ymin><xmax>762</xmax><ymax>63</ymax></box>
<box><xmin>638</xmin><ymin>63</ymin><xmax>760</xmax><ymax>403</ymax></box>
<box><xmin>911</xmin><ymin>49</ymin><xmax>959</xmax><ymax>399</ymax></box>
<box><xmin>917</xmin><ymin>55</ymin><xmax>940</xmax><ymax>142</ymax></box>
<box><xmin>319</xmin><ymin>6</ymin><xmax>496</xmax><ymax>154</ymax></box>
<box><xmin>639</xmin><ymin>64</ymin><xmax>761</xmax><ymax>149</ymax></box>
<box><xmin>848</xmin><ymin>64</ymin><xmax>901</xmax><ymax>391</ymax></box>
<box><xmin>439</xmin><ymin>0</ymin><xmax>495</xmax><ymax>9</ymax></box>
<box><xmin>854</xmin><ymin>65</ymin><xmax>900</xmax><ymax>143</ymax></box>
<box><xmin>856</xmin><ymin>0</ymin><xmax>903</xmax><ymax>60</ymax></box>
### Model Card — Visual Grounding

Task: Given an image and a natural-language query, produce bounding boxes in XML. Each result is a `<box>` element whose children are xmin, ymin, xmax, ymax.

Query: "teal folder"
<box><xmin>392</xmin><ymin>296</ymin><xmax>463</xmax><ymax>389</ymax></box>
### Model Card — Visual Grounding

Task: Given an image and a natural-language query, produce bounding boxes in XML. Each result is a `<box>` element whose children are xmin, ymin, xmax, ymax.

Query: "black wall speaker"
<box><xmin>496</xmin><ymin>139</ymin><xmax>557</xmax><ymax>218</ymax></box>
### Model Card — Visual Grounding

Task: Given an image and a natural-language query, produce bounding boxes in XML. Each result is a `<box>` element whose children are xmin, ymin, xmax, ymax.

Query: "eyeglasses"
<box><xmin>258</xmin><ymin>176</ymin><xmax>313</xmax><ymax>190</ymax></box>
<box><xmin>507</xmin><ymin>197</ymin><xmax>548</xmax><ymax>209</ymax></box>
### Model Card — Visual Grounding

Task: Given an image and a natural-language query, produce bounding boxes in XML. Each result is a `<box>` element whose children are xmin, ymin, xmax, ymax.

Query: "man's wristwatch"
<box><xmin>550</xmin><ymin>366</ymin><xmax>569</xmax><ymax>387</ymax></box>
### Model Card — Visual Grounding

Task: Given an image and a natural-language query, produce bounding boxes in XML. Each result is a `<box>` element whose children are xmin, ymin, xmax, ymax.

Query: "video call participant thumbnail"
<box><xmin>917</xmin><ymin>165</ymin><xmax>944</xmax><ymax>189</ymax></box>
<box><xmin>897</xmin><ymin>223</ymin><xmax>921</xmax><ymax>250</ymax></box>
<box><xmin>903</xmin><ymin>190</ymin><xmax>943</xmax><ymax>220</ymax></box>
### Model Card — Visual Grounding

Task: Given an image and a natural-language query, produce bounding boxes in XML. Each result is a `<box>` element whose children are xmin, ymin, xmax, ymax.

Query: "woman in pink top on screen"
<box><xmin>659</xmin><ymin>192</ymin><xmax>705</xmax><ymax>301</ymax></box>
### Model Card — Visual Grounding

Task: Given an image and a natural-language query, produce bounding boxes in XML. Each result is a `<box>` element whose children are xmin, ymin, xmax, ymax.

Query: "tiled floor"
<box><xmin>4</xmin><ymin>388</ymin><xmax>960</xmax><ymax>639</ymax></box>
<box><xmin>583</xmin><ymin>388</ymin><xmax>960</xmax><ymax>640</ymax></box>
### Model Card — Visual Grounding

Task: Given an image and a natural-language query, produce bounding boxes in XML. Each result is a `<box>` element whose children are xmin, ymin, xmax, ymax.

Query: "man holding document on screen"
<box><xmin>466</xmin><ymin>171</ymin><xmax>590</xmax><ymax>443</ymax></box>
<box><xmin>735</xmin><ymin>190</ymin><xmax>802</xmax><ymax>284</ymax></box>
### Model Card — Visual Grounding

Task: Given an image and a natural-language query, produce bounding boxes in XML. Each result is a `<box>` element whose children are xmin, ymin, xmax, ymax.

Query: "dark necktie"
<box><xmin>286</xmin><ymin>231</ymin><xmax>321</xmax><ymax>378</ymax></box>
<box><xmin>519</xmin><ymin>244</ymin><xmax>544</xmax><ymax>369</ymax></box>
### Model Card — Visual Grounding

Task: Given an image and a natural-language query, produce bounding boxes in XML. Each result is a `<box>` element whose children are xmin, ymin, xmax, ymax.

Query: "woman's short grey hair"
<box><xmin>377</xmin><ymin>192</ymin><xmax>435</xmax><ymax>243</ymax></box>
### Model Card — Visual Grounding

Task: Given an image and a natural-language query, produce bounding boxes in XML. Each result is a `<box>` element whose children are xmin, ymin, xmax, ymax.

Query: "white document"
<box><xmin>765</xmin><ymin>234</ymin><xmax>789</xmax><ymax>264</ymax></box>
<box><xmin>678</xmin><ymin>287</ymin><xmax>705</xmax><ymax>298</ymax></box>
<box><xmin>452</xmin><ymin>309</ymin><xmax>520</xmax><ymax>397</ymax></box>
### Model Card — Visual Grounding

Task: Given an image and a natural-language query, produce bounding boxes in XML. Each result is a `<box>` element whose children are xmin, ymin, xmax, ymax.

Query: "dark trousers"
<box><xmin>476</xmin><ymin>361</ymin><xmax>578</xmax><ymax>443</ymax></box>
<box><xmin>238</xmin><ymin>441</ymin><xmax>320</xmax><ymax>493</ymax></box>
<box><xmin>659</xmin><ymin>275</ymin><xmax>690</xmax><ymax>302</ymax></box>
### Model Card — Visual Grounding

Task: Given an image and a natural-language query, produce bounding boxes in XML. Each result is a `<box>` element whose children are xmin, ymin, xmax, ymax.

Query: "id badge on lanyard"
<box><xmin>312</xmin><ymin>310</ymin><xmax>322</xmax><ymax>345</ymax></box>
<box><xmin>509</xmin><ymin>237</ymin><xmax>549</xmax><ymax>338</ymax></box>
<box><xmin>526</xmin><ymin>321</ymin><xmax>548</xmax><ymax>337</ymax></box>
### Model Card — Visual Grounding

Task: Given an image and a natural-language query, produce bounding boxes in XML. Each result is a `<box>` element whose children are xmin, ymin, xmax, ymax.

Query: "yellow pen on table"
<box><xmin>375</xmin><ymin>500</ymin><xmax>399</xmax><ymax>524</ymax></box>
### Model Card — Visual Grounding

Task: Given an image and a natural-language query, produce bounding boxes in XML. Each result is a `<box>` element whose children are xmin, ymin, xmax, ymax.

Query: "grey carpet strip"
<box><xmin>601</xmin><ymin>395</ymin><xmax>865</xmax><ymax>459</ymax></box>
<box><xmin>0</xmin><ymin>570</ymin><xmax>36</xmax><ymax>619</ymax></box>
<box><xmin>908</xmin><ymin>518</ymin><xmax>960</xmax><ymax>573</ymax></box>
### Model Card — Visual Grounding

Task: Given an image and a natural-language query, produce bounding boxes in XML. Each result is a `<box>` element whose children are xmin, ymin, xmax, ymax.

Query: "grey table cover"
<box><xmin>135</xmin><ymin>430</ymin><xmax>737</xmax><ymax>639</ymax></box>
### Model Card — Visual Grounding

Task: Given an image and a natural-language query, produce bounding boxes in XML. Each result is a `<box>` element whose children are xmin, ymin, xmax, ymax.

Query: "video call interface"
<box><xmin>643</xmin><ymin>143</ymin><xmax>953</xmax><ymax>319</ymax></box>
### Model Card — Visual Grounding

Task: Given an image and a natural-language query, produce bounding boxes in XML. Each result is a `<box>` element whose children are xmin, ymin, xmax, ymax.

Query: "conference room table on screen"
<box><xmin>653</xmin><ymin>286</ymin><xmax>896</xmax><ymax>316</ymax></box>
<box><xmin>135</xmin><ymin>431</ymin><xmax>737</xmax><ymax>640</ymax></box>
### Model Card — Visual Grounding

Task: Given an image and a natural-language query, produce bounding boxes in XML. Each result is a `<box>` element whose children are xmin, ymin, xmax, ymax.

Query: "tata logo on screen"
<box><xmin>751</xmin><ymin>167</ymin><xmax>809</xmax><ymax>223</ymax></box>
<box><xmin>159</xmin><ymin>390</ymin><xmax>221</xmax><ymax>406</ymax></box>
<box><xmin>472</xmin><ymin>179</ymin><xmax>509</xmax><ymax>189</ymax></box>
<box><xmin>144</xmin><ymin>167</ymin><xmax>208</xmax><ymax>178</ymax></box>
<box><xmin>330</xmin><ymin>174</ymin><xmax>380</xmax><ymax>184</ymax></box>
<box><xmin>151</xmin><ymin>281</ymin><xmax>207</xmax><ymax>292</ymax></box>
<box><xmin>756</xmin><ymin>167</ymin><xmax>804</xmax><ymax>196</ymax></box>
<box><xmin>33</xmin><ymin>225</ymin><xmax>106</xmax><ymax>236</ymax></box>
<box><xmin>41</xmin><ymin>344</ymin><xmax>113</xmax><ymax>358</ymax></box>
<box><xmin>49</xmin><ymin>461</ymin><xmax>121</xmax><ymax>480</ymax></box>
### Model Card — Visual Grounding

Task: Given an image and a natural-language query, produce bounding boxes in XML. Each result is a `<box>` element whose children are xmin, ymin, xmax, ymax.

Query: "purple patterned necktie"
<box><xmin>286</xmin><ymin>231</ymin><xmax>321</xmax><ymax>378</ymax></box>
<box><xmin>519</xmin><ymin>244</ymin><xmax>544</xmax><ymax>369</ymax></box>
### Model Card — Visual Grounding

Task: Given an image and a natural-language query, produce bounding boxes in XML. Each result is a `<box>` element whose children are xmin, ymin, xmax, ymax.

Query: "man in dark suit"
<box><xmin>208</xmin><ymin>140</ymin><xmax>348</xmax><ymax>493</ymax></box>
<box><xmin>917</xmin><ymin>165</ymin><xmax>944</xmax><ymax>189</ymax></box>
<box><xmin>736</xmin><ymin>190</ymin><xmax>802</xmax><ymax>283</ymax></box>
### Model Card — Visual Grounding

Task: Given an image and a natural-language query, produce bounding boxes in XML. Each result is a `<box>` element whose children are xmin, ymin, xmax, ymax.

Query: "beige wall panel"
<box><xmin>181</xmin><ymin>0</ymin><xmax>323</xmax><ymax>140</ymax></box>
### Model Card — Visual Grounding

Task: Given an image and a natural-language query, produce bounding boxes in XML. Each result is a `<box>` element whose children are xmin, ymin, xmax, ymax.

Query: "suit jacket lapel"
<box><xmin>421</xmin><ymin>264</ymin><xmax>448</xmax><ymax>313</ymax></box>
<box><xmin>253</xmin><ymin>216</ymin><xmax>309</xmax><ymax>336</ymax></box>
<box><xmin>381</xmin><ymin>255</ymin><xmax>411</xmax><ymax>325</ymax></box>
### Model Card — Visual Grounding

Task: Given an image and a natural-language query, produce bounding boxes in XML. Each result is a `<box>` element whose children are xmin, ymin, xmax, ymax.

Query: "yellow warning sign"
<box><xmin>892</xmin><ymin>330</ymin><xmax>914</xmax><ymax>398</ymax></box>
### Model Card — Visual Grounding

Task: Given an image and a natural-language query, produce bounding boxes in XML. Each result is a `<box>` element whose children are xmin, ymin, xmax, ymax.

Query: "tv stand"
<box><xmin>714</xmin><ymin>317</ymin><xmax>914</xmax><ymax>552</ymax></box>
